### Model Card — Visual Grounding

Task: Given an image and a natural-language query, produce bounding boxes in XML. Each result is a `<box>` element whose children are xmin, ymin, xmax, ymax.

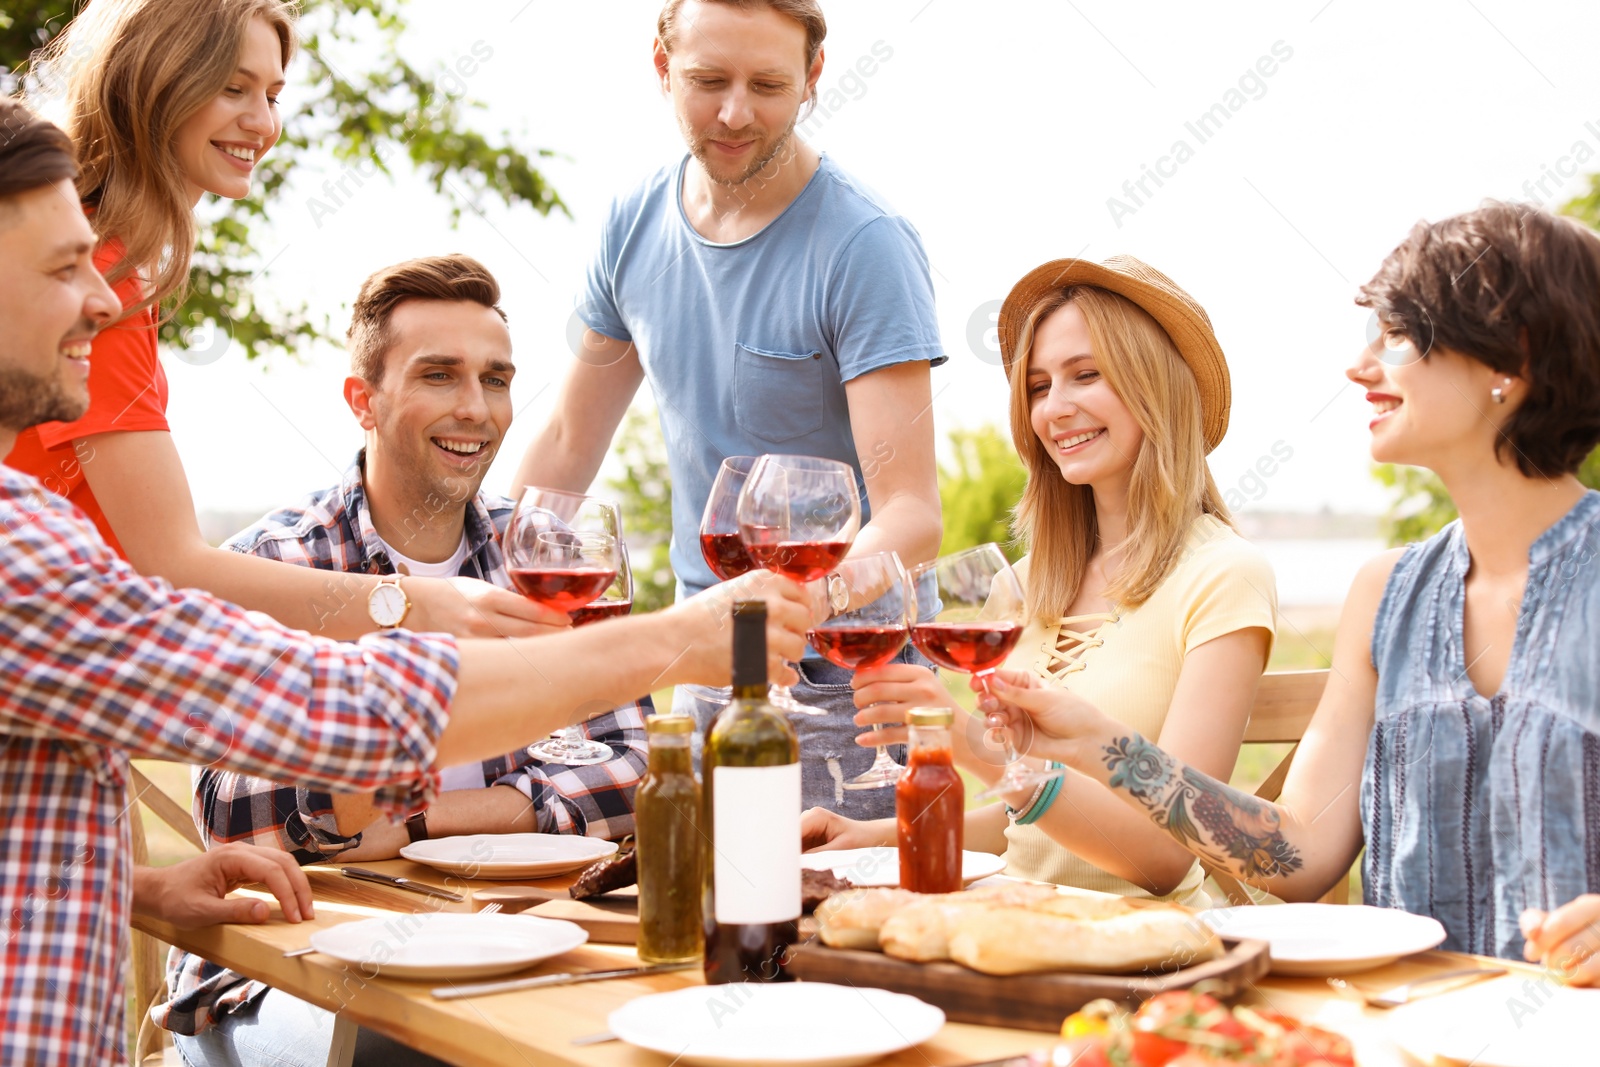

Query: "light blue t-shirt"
<box><xmin>580</xmin><ymin>153</ymin><xmax>946</xmax><ymax>597</ymax></box>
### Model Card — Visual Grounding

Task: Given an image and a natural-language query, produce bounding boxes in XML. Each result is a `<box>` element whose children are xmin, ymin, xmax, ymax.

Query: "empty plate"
<box><xmin>309</xmin><ymin>911</ymin><xmax>587</xmax><ymax>980</ymax></box>
<box><xmin>609</xmin><ymin>982</ymin><xmax>945</xmax><ymax>1067</ymax></box>
<box><xmin>1391</xmin><ymin>974</ymin><xmax>1600</xmax><ymax>1067</ymax></box>
<box><xmin>1201</xmin><ymin>903</ymin><xmax>1446</xmax><ymax>976</ymax></box>
<box><xmin>799</xmin><ymin>847</ymin><xmax>1005</xmax><ymax>888</ymax></box>
<box><xmin>400</xmin><ymin>832</ymin><xmax>618</xmax><ymax>879</ymax></box>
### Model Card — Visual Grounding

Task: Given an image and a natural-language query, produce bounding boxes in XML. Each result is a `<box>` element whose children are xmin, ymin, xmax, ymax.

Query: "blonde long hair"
<box><xmin>26</xmin><ymin>0</ymin><xmax>296</xmax><ymax>321</ymax></box>
<box><xmin>1008</xmin><ymin>285</ymin><xmax>1231</xmax><ymax>622</ymax></box>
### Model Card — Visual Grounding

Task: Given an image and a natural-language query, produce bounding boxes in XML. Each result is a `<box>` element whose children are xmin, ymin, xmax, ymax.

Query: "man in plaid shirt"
<box><xmin>0</xmin><ymin>100</ymin><xmax>813</xmax><ymax>1067</ymax></box>
<box><xmin>159</xmin><ymin>257</ymin><xmax>649</xmax><ymax>1065</ymax></box>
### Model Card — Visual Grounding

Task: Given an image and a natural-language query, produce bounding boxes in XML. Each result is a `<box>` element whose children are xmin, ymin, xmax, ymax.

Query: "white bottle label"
<box><xmin>712</xmin><ymin>763</ymin><xmax>801</xmax><ymax>924</ymax></box>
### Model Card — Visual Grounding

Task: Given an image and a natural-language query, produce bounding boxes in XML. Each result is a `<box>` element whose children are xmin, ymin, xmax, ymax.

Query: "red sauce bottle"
<box><xmin>896</xmin><ymin>707</ymin><xmax>965</xmax><ymax>893</ymax></box>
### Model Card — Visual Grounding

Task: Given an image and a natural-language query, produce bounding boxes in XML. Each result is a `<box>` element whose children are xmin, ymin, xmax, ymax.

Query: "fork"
<box><xmin>1326</xmin><ymin>966</ymin><xmax>1505</xmax><ymax>1008</ymax></box>
<box><xmin>283</xmin><ymin>902</ymin><xmax>501</xmax><ymax>957</ymax></box>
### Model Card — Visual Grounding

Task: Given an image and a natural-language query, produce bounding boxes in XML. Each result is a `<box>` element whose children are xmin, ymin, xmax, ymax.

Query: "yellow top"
<box><xmin>1000</xmin><ymin>514</ymin><xmax>1277</xmax><ymax>906</ymax></box>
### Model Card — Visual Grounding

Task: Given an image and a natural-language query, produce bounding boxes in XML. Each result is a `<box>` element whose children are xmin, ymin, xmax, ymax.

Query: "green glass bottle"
<box><xmin>636</xmin><ymin>714</ymin><xmax>703</xmax><ymax>964</ymax></box>
<box><xmin>701</xmin><ymin>600</ymin><xmax>801</xmax><ymax>985</ymax></box>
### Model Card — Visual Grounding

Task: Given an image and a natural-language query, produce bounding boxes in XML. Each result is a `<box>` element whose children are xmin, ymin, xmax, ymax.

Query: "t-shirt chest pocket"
<box><xmin>732</xmin><ymin>343</ymin><xmax>827</xmax><ymax>444</ymax></box>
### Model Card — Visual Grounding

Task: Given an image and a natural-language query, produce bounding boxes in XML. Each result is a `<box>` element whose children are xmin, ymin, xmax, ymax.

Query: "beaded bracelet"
<box><xmin>1004</xmin><ymin>774</ymin><xmax>1050</xmax><ymax>822</ymax></box>
<box><xmin>1013</xmin><ymin>762</ymin><xmax>1065</xmax><ymax>826</ymax></box>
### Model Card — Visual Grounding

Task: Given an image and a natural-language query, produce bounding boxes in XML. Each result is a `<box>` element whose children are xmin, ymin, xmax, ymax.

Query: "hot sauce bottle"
<box><xmin>896</xmin><ymin>706</ymin><xmax>964</xmax><ymax>894</ymax></box>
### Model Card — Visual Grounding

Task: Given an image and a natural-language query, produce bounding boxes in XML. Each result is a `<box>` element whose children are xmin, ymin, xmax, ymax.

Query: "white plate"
<box><xmin>1201</xmin><ymin>903</ymin><xmax>1446</xmax><ymax>976</ymax></box>
<box><xmin>308</xmin><ymin>912</ymin><xmax>587</xmax><ymax>980</ymax></box>
<box><xmin>609</xmin><ymin>982</ymin><xmax>945</xmax><ymax>1067</ymax></box>
<box><xmin>1390</xmin><ymin>974</ymin><xmax>1600</xmax><ymax>1067</ymax></box>
<box><xmin>799</xmin><ymin>847</ymin><xmax>1005</xmax><ymax>888</ymax></box>
<box><xmin>400</xmin><ymin>832</ymin><xmax>617</xmax><ymax>879</ymax></box>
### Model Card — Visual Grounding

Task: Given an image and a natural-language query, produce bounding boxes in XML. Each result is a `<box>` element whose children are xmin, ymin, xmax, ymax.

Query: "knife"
<box><xmin>432</xmin><ymin>961</ymin><xmax>695</xmax><ymax>1000</ymax></box>
<box><xmin>341</xmin><ymin>866</ymin><xmax>464</xmax><ymax>902</ymax></box>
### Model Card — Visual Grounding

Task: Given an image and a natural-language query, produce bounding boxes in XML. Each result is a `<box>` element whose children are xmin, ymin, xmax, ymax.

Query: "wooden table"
<box><xmin>132</xmin><ymin>860</ymin><xmax>1542</xmax><ymax>1067</ymax></box>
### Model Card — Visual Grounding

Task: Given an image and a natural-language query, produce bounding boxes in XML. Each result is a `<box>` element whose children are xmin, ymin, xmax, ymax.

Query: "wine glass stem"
<box><xmin>973</xmin><ymin>668</ymin><xmax>1024</xmax><ymax>764</ymax></box>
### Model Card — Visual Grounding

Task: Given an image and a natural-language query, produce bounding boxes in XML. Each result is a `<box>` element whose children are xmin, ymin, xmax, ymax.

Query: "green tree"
<box><xmin>3</xmin><ymin>0</ymin><xmax>566</xmax><ymax>362</ymax></box>
<box><xmin>938</xmin><ymin>425</ymin><xmax>1027</xmax><ymax>561</ymax></box>
<box><xmin>605</xmin><ymin>407</ymin><xmax>675</xmax><ymax>614</ymax></box>
<box><xmin>1372</xmin><ymin>189</ymin><xmax>1600</xmax><ymax>543</ymax></box>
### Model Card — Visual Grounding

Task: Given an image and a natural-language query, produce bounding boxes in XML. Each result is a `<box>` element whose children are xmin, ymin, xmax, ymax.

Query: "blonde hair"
<box><xmin>27</xmin><ymin>0</ymin><xmax>296</xmax><ymax>322</ymax></box>
<box><xmin>1007</xmin><ymin>285</ymin><xmax>1231</xmax><ymax>621</ymax></box>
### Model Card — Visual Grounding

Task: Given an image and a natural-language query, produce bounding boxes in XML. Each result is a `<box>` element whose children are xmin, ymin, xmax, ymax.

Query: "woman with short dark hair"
<box><xmin>982</xmin><ymin>200</ymin><xmax>1600</xmax><ymax>980</ymax></box>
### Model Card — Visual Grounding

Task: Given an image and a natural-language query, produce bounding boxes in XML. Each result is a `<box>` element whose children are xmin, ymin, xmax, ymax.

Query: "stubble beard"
<box><xmin>0</xmin><ymin>364</ymin><xmax>85</xmax><ymax>432</ymax></box>
<box><xmin>690</xmin><ymin>109</ymin><xmax>801</xmax><ymax>189</ymax></box>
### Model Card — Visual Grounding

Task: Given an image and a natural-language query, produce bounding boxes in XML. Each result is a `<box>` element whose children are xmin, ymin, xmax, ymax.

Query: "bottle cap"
<box><xmin>908</xmin><ymin>706</ymin><xmax>955</xmax><ymax>727</ymax></box>
<box><xmin>731</xmin><ymin>599</ymin><xmax>768</xmax><ymax>690</ymax></box>
<box><xmin>647</xmin><ymin>714</ymin><xmax>695</xmax><ymax>735</ymax></box>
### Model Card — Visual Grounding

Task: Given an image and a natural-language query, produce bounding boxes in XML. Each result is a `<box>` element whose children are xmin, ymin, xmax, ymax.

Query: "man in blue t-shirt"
<box><xmin>514</xmin><ymin>0</ymin><xmax>945</xmax><ymax>818</ymax></box>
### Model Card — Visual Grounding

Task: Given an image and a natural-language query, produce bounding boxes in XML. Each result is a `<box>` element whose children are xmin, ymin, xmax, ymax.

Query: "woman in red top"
<box><xmin>6</xmin><ymin>0</ymin><xmax>550</xmax><ymax>639</ymax></box>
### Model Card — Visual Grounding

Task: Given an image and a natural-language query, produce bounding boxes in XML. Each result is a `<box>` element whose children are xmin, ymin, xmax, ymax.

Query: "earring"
<box><xmin>1491</xmin><ymin>379</ymin><xmax>1510</xmax><ymax>405</ymax></box>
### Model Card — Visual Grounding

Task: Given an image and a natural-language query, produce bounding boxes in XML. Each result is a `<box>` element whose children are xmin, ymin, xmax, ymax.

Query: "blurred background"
<box><xmin>7</xmin><ymin>0</ymin><xmax>1600</xmax><ymax>859</ymax></box>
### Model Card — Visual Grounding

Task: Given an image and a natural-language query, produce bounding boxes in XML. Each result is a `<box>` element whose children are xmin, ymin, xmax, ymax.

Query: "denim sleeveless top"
<box><xmin>1364</xmin><ymin>491</ymin><xmax>1600</xmax><ymax>959</ymax></box>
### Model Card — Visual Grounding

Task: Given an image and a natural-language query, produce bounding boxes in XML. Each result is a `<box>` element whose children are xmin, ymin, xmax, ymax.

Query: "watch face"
<box><xmin>830</xmin><ymin>575</ymin><xmax>850</xmax><ymax>613</ymax></box>
<box><xmin>370</xmin><ymin>583</ymin><xmax>407</xmax><ymax>627</ymax></box>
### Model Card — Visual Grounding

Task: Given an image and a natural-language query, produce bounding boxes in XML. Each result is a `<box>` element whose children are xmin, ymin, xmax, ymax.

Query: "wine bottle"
<box><xmin>701</xmin><ymin>600</ymin><xmax>801</xmax><ymax>985</ymax></box>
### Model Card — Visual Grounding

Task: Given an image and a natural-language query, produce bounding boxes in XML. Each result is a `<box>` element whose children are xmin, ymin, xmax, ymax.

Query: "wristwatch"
<box><xmin>405</xmin><ymin>809</ymin><xmax>429</xmax><ymax>843</ymax></box>
<box><xmin>368</xmin><ymin>574</ymin><xmax>410</xmax><ymax>629</ymax></box>
<box><xmin>827</xmin><ymin>572</ymin><xmax>850</xmax><ymax>616</ymax></box>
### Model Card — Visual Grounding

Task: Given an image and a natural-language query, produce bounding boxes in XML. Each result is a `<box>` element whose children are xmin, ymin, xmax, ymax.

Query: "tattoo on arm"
<box><xmin>1103</xmin><ymin>734</ymin><xmax>1303</xmax><ymax>881</ymax></box>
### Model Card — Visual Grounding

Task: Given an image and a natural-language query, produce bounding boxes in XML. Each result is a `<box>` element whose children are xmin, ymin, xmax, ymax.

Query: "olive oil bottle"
<box><xmin>636</xmin><ymin>714</ymin><xmax>702</xmax><ymax>964</ymax></box>
<box><xmin>701</xmin><ymin>601</ymin><xmax>801</xmax><ymax>984</ymax></box>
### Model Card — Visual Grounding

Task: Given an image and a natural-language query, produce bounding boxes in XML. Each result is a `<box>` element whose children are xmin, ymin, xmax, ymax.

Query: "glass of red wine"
<box><xmin>736</xmin><ymin>454</ymin><xmax>861</xmax><ymax>715</ymax></box>
<box><xmin>572</xmin><ymin>542</ymin><xmax>633</xmax><ymax>627</ymax></box>
<box><xmin>505</xmin><ymin>486</ymin><xmax>622</xmax><ymax>765</ymax></box>
<box><xmin>908</xmin><ymin>543</ymin><xmax>1065</xmax><ymax>800</ymax></box>
<box><xmin>699</xmin><ymin>456</ymin><xmax>759</xmax><ymax>583</ymax></box>
<box><xmin>808</xmin><ymin>551</ymin><xmax>913</xmax><ymax>788</ymax></box>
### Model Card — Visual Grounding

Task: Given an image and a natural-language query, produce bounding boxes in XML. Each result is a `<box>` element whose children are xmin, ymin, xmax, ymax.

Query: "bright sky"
<box><xmin>160</xmin><ymin>0</ymin><xmax>1600</xmax><ymax>518</ymax></box>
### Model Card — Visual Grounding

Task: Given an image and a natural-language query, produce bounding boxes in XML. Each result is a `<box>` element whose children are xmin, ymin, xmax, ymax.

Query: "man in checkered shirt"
<box><xmin>157</xmin><ymin>256</ymin><xmax>650</xmax><ymax>1065</ymax></box>
<box><xmin>0</xmin><ymin>99</ymin><xmax>813</xmax><ymax>1067</ymax></box>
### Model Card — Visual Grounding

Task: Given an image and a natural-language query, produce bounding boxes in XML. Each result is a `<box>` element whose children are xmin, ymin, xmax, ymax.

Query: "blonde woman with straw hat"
<box><xmin>802</xmin><ymin>255</ymin><xmax>1278</xmax><ymax>907</ymax></box>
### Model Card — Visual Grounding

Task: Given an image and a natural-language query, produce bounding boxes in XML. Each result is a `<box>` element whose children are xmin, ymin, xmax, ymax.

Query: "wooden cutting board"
<box><xmin>788</xmin><ymin>935</ymin><xmax>1271</xmax><ymax>1032</ymax></box>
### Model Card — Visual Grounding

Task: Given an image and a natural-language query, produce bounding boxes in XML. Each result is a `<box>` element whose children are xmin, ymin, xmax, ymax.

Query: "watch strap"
<box><xmin>405</xmin><ymin>809</ymin><xmax>429</xmax><ymax>843</ymax></box>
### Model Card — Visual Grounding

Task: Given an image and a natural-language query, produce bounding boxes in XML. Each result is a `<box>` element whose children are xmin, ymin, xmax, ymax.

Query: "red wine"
<box><xmin>508</xmin><ymin>567</ymin><xmax>617</xmax><ymax>613</ymax></box>
<box><xmin>807</xmin><ymin>625</ymin><xmax>908</xmax><ymax>671</ymax></box>
<box><xmin>703</xmin><ymin>918</ymin><xmax>801</xmax><ymax>985</ymax></box>
<box><xmin>911</xmin><ymin>621</ymin><xmax>1022</xmax><ymax>673</ymax></box>
<box><xmin>741</xmin><ymin>537</ymin><xmax>851</xmax><ymax>583</ymax></box>
<box><xmin>700</xmin><ymin>531</ymin><xmax>756</xmax><ymax>581</ymax></box>
<box><xmin>571</xmin><ymin>600</ymin><xmax>631</xmax><ymax>627</ymax></box>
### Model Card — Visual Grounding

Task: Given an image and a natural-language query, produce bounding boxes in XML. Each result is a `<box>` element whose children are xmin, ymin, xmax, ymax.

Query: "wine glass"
<box><xmin>908</xmin><ymin>543</ymin><xmax>1065</xmax><ymax>800</ymax></box>
<box><xmin>699</xmin><ymin>456</ymin><xmax>759</xmax><ymax>582</ymax></box>
<box><xmin>737</xmin><ymin>454</ymin><xmax>861</xmax><ymax>715</ymax></box>
<box><xmin>571</xmin><ymin>542</ymin><xmax>633</xmax><ymax>627</ymax></box>
<box><xmin>505</xmin><ymin>486</ymin><xmax>623</xmax><ymax>765</ymax></box>
<box><xmin>808</xmin><ymin>551</ymin><xmax>913</xmax><ymax>788</ymax></box>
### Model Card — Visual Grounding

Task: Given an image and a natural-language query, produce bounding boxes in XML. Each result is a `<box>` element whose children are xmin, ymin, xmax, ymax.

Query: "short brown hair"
<box><xmin>0</xmin><ymin>96</ymin><xmax>79</xmax><ymax>221</ymax></box>
<box><xmin>347</xmin><ymin>254</ymin><xmax>507</xmax><ymax>384</ymax></box>
<box><xmin>1358</xmin><ymin>200</ymin><xmax>1600</xmax><ymax>478</ymax></box>
<box><xmin>658</xmin><ymin>0</ymin><xmax>827</xmax><ymax>74</ymax></box>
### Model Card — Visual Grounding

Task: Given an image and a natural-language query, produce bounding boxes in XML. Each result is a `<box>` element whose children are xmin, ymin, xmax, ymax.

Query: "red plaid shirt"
<box><xmin>154</xmin><ymin>452</ymin><xmax>649</xmax><ymax>1037</ymax></box>
<box><xmin>0</xmin><ymin>465</ymin><xmax>459</xmax><ymax>1065</ymax></box>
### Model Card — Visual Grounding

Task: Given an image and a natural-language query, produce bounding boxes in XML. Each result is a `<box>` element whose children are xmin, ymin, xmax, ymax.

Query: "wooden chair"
<box><xmin>1202</xmin><ymin>669</ymin><xmax>1351</xmax><ymax>908</ymax></box>
<box><xmin>128</xmin><ymin>763</ymin><xmax>205</xmax><ymax>1066</ymax></box>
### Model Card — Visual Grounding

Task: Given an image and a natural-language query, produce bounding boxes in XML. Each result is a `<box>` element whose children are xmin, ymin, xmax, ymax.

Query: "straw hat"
<box><xmin>997</xmin><ymin>254</ymin><xmax>1232</xmax><ymax>453</ymax></box>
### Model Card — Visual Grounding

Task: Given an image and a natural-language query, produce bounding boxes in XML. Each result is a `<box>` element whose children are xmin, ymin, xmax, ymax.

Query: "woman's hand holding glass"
<box><xmin>975</xmin><ymin>670</ymin><xmax>1115</xmax><ymax>772</ymax></box>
